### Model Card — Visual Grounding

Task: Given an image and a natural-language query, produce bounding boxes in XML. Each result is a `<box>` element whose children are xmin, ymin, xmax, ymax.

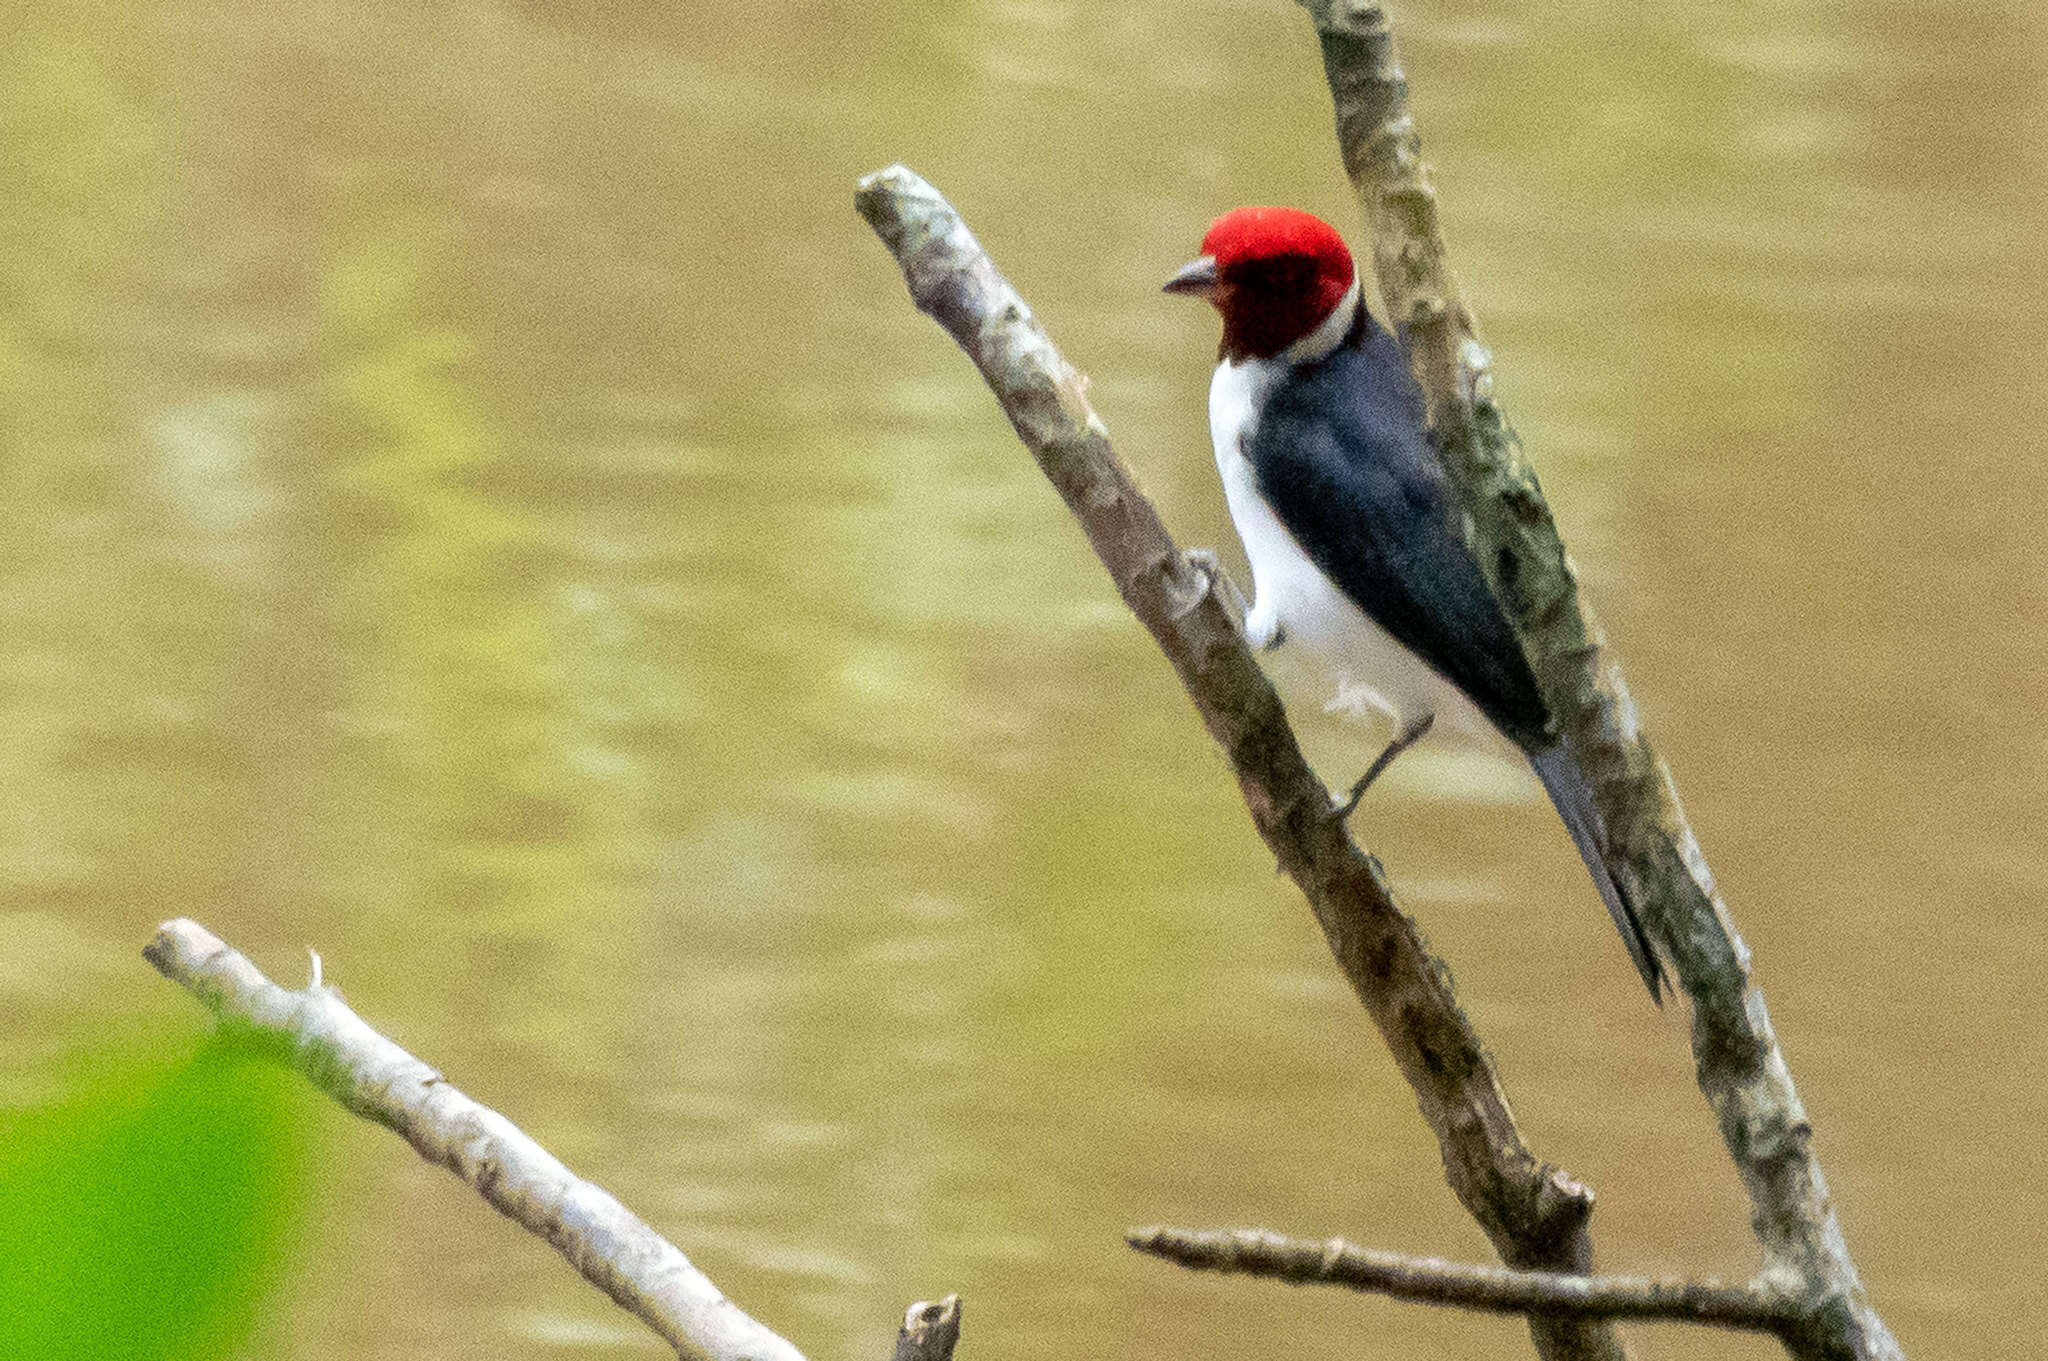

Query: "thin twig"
<box><xmin>856</xmin><ymin>164</ymin><xmax>1613</xmax><ymax>1353</ymax></box>
<box><xmin>1297</xmin><ymin>4</ymin><xmax>1903</xmax><ymax>1359</ymax></box>
<box><xmin>1128</xmin><ymin>1227</ymin><xmax>1797</xmax><ymax>1333</ymax></box>
<box><xmin>142</xmin><ymin>919</ymin><xmax>808</xmax><ymax>1361</ymax></box>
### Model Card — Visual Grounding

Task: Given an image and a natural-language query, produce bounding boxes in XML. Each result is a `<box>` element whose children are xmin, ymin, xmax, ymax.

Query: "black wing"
<box><xmin>1245</xmin><ymin>314</ymin><xmax>1550</xmax><ymax>748</ymax></box>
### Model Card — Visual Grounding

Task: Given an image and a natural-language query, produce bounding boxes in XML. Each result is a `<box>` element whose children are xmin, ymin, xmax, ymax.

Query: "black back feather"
<box><xmin>1244</xmin><ymin>311</ymin><xmax>1551</xmax><ymax>749</ymax></box>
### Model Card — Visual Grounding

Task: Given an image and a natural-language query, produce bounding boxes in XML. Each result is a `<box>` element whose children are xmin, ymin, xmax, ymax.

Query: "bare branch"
<box><xmin>142</xmin><ymin>919</ymin><xmax>808</xmax><ymax>1361</ymax></box>
<box><xmin>856</xmin><ymin>165</ymin><xmax>1617</xmax><ymax>1360</ymax></box>
<box><xmin>1128</xmin><ymin>1227</ymin><xmax>1795</xmax><ymax>1334</ymax></box>
<box><xmin>892</xmin><ymin>1296</ymin><xmax>962</xmax><ymax>1361</ymax></box>
<box><xmin>1297</xmin><ymin>4</ymin><xmax>1903</xmax><ymax>1358</ymax></box>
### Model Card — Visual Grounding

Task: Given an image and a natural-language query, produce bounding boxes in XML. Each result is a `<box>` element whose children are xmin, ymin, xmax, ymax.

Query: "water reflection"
<box><xmin>2</xmin><ymin>0</ymin><xmax>2044</xmax><ymax>1357</ymax></box>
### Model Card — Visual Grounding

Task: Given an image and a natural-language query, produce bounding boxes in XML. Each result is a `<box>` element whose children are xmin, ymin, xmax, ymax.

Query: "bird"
<box><xmin>1164</xmin><ymin>205</ymin><xmax>1664</xmax><ymax>1000</ymax></box>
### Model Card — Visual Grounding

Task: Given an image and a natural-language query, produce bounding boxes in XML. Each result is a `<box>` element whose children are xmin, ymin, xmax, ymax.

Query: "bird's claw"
<box><xmin>1182</xmin><ymin>548</ymin><xmax>1287</xmax><ymax>652</ymax></box>
<box><xmin>1332</xmin><ymin>713</ymin><xmax>1436</xmax><ymax>821</ymax></box>
<box><xmin>1183</xmin><ymin>548</ymin><xmax>1252</xmax><ymax>638</ymax></box>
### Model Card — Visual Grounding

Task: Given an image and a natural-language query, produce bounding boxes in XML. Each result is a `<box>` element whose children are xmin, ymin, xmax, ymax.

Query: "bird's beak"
<box><xmin>1162</xmin><ymin>255</ymin><xmax>1220</xmax><ymax>300</ymax></box>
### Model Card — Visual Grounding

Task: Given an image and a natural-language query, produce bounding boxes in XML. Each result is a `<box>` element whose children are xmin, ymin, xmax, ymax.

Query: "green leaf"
<box><xmin>0</xmin><ymin>1035</ymin><xmax>321</xmax><ymax>1360</ymax></box>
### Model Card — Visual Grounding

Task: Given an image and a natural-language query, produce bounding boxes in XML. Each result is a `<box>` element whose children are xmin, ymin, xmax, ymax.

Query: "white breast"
<box><xmin>1207</xmin><ymin>346</ymin><xmax>1486</xmax><ymax>738</ymax></box>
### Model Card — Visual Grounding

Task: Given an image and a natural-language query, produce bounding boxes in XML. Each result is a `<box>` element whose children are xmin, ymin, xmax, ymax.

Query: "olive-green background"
<box><xmin>4</xmin><ymin>1</ymin><xmax>2042</xmax><ymax>1357</ymax></box>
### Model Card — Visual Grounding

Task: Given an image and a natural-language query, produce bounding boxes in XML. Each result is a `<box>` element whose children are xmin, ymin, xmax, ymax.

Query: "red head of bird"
<box><xmin>1163</xmin><ymin>207</ymin><xmax>1357</xmax><ymax>363</ymax></box>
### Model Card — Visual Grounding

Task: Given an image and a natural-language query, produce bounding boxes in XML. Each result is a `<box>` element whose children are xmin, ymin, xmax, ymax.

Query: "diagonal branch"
<box><xmin>1129</xmin><ymin>1226</ymin><xmax>1800</xmax><ymax>1333</ymax></box>
<box><xmin>143</xmin><ymin>919</ymin><xmax>809</xmax><ymax>1361</ymax></box>
<box><xmin>1297</xmin><ymin>4</ymin><xmax>1903</xmax><ymax>1359</ymax></box>
<box><xmin>857</xmin><ymin>165</ymin><xmax>1621</xmax><ymax>1361</ymax></box>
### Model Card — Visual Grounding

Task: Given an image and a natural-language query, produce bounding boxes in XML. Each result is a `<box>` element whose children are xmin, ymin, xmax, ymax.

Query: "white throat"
<box><xmin>1277</xmin><ymin>278</ymin><xmax>1361</xmax><ymax>364</ymax></box>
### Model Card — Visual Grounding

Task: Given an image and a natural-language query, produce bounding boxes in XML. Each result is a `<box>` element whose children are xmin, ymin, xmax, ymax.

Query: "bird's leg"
<box><xmin>1181</xmin><ymin>547</ymin><xmax>1239</xmax><ymax>621</ymax></box>
<box><xmin>1332</xmin><ymin>712</ymin><xmax>1435</xmax><ymax>820</ymax></box>
<box><xmin>1182</xmin><ymin>548</ymin><xmax>1284</xmax><ymax>650</ymax></box>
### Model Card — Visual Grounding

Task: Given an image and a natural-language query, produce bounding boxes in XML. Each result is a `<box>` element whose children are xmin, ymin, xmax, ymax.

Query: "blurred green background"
<box><xmin>2</xmin><ymin>0</ymin><xmax>2043</xmax><ymax>1357</ymax></box>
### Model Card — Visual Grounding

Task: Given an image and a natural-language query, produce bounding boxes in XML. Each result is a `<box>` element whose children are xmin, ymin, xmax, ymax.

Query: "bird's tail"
<box><xmin>1527</xmin><ymin>745</ymin><xmax>1666</xmax><ymax>1002</ymax></box>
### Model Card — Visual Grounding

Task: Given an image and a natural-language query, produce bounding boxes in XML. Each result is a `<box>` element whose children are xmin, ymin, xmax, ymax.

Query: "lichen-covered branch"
<box><xmin>857</xmin><ymin>164</ymin><xmax>1619</xmax><ymax>1361</ymax></box>
<box><xmin>1297</xmin><ymin>4</ymin><xmax>1903</xmax><ymax>1359</ymax></box>
<box><xmin>892</xmin><ymin>1296</ymin><xmax>962</xmax><ymax>1361</ymax></box>
<box><xmin>143</xmin><ymin>919</ymin><xmax>808</xmax><ymax>1361</ymax></box>
<box><xmin>1129</xmin><ymin>1226</ymin><xmax>1799</xmax><ymax>1333</ymax></box>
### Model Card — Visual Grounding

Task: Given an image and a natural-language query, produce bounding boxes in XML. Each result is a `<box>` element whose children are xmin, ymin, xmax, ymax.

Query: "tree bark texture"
<box><xmin>1297</xmin><ymin>4</ymin><xmax>1902</xmax><ymax>1358</ymax></box>
<box><xmin>892</xmin><ymin>1297</ymin><xmax>963</xmax><ymax>1361</ymax></box>
<box><xmin>1130</xmin><ymin>1226</ymin><xmax>1800</xmax><ymax>1333</ymax></box>
<box><xmin>857</xmin><ymin>165</ymin><xmax>1623</xmax><ymax>1361</ymax></box>
<box><xmin>143</xmin><ymin>919</ymin><xmax>809</xmax><ymax>1361</ymax></box>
